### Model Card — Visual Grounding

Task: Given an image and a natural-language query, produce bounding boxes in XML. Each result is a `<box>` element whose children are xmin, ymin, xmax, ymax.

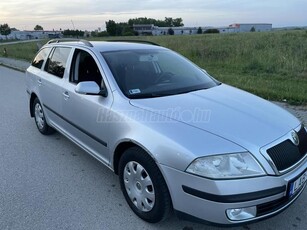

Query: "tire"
<box><xmin>119</xmin><ymin>147</ymin><xmax>172</xmax><ymax>223</ymax></box>
<box><xmin>32</xmin><ymin>98</ymin><xmax>54</xmax><ymax>135</ymax></box>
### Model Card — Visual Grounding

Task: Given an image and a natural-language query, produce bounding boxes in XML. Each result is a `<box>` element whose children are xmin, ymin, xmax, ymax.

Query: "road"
<box><xmin>0</xmin><ymin>66</ymin><xmax>306</xmax><ymax>230</ymax></box>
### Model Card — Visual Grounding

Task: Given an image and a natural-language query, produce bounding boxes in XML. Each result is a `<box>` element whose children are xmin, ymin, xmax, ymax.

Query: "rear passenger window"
<box><xmin>45</xmin><ymin>47</ymin><xmax>71</xmax><ymax>78</ymax></box>
<box><xmin>31</xmin><ymin>48</ymin><xmax>51</xmax><ymax>69</ymax></box>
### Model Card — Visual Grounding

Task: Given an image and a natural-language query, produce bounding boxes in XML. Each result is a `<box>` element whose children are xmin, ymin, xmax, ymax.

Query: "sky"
<box><xmin>0</xmin><ymin>0</ymin><xmax>306</xmax><ymax>31</ymax></box>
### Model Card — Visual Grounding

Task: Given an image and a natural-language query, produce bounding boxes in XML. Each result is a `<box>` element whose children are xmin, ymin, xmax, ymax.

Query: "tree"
<box><xmin>128</xmin><ymin>17</ymin><xmax>184</xmax><ymax>27</ymax></box>
<box><xmin>63</xmin><ymin>29</ymin><xmax>84</xmax><ymax>37</ymax></box>
<box><xmin>197</xmin><ymin>27</ymin><xmax>203</xmax><ymax>34</ymax></box>
<box><xmin>250</xmin><ymin>26</ymin><xmax>256</xmax><ymax>32</ymax></box>
<box><xmin>164</xmin><ymin>17</ymin><xmax>174</xmax><ymax>27</ymax></box>
<box><xmin>173</xmin><ymin>18</ymin><xmax>184</xmax><ymax>27</ymax></box>
<box><xmin>106</xmin><ymin>20</ymin><xmax>117</xmax><ymax>36</ymax></box>
<box><xmin>34</xmin><ymin>25</ymin><xmax>44</xmax><ymax>30</ymax></box>
<box><xmin>116</xmin><ymin>22</ymin><xmax>134</xmax><ymax>36</ymax></box>
<box><xmin>128</xmin><ymin>17</ymin><xmax>158</xmax><ymax>26</ymax></box>
<box><xmin>0</xmin><ymin>24</ymin><xmax>11</xmax><ymax>38</ymax></box>
<box><xmin>105</xmin><ymin>20</ymin><xmax>136</xmax><ymax>36</ymax></box>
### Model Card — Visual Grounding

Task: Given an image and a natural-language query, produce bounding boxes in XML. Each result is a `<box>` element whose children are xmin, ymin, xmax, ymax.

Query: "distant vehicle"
<box><xmin>25</xmin><ymin>39</ymin><xmax>307</xmax><ymax>225</ymax></box>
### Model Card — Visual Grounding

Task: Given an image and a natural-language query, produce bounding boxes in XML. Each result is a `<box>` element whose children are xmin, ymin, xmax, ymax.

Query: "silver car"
<box><xmin>25</xmin><ymin>39</ymin><xmax>307</xmax><ymax>225</ymax></box>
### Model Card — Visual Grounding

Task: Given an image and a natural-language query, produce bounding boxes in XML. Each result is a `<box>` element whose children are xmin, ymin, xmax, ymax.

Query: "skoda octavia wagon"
<box><xmin>25</xmin><ymin>39</ymin><xmax>307</xmax><ymax>225</ymax></box>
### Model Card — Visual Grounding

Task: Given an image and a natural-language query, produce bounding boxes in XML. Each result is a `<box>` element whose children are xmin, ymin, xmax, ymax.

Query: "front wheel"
<box><xmin>119</xmin><ymin>147</ymin><xmax>172</xmax><ymax>223</ymax></box>
<box><xmin>32</xmin><ymin>98</ymin><xmax>54</xmax><ymax>135</ymax></box>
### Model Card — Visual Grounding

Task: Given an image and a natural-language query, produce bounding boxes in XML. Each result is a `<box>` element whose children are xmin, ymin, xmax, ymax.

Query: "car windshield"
<box><xmin>102</xmin><ymin>49</ymin><xmax>219</xmax><ymax>99</ymax></box>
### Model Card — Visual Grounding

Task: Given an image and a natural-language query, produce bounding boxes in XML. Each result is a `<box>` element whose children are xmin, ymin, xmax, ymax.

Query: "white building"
<box><xmin>216</xmin><ymin>27</ymin><xmax>236</xmax><ymax>33</ymax></box>
<box><xmin>152</xmin><ymin>26</ymin><xmax>199</xmax><ymax>36</ymax></box>
<box><xmin>133</xmin><ymin>24</ymin><xmax>199</xmax><ymax>36</ymax></box>
<box><xmin>133</xmin><ymin>24</ymin><xmax>156</xmax><ymax>35</ymax></box>
<box><xmin>0</xmin><ymin>30</ymin><xmax>62</xmax><ymax>40</ymax></box>
<box><xmin>132</xmin><ymin>23</ymin><xmax>272</xmax><ymax>36</ymax></box>
<box><xmin>228</xmin><ymin>23</ymin><xmax>272</xmax><ymax>32</ymax></box>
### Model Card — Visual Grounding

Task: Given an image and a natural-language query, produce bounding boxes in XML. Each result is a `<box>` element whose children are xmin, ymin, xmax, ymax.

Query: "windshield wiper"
<box><xmin>128</xmin><ymin>84</ymin><xmax>219</xmax><ymax>99</ymax></box>
<box><xmin>129</xmin><ymin>92</ymin><xmax>174</xmax><ymax>99</ymax></box>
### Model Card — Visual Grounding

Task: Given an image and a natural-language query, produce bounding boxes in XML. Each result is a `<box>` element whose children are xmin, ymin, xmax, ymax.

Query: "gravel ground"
<box><xmin>0</xmin><ymin>56</ymin><xmax>306</xmax><ymax>125</ymax></box>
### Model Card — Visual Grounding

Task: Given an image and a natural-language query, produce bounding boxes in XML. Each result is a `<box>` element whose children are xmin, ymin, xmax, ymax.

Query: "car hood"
<box><xmin>129</xmin><ymin>84</ymin><xmax>300</xmax><ymax>150</ymax></box>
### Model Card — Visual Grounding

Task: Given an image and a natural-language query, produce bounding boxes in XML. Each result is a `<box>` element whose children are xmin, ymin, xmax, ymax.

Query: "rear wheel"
<box><xmin>119</xmin><ymin>147</ymin><xmax>172</xmax><ymax>223</ymax></box>
<box><xmin>33</xmin><ymin>98</ymin><xmax>54</xmax><ymax>135</ymax></box>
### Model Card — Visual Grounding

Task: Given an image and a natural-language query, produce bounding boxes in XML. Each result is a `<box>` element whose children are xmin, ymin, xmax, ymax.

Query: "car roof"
<box><xmin>45</xmin><ymin>39</ymin><xmax>166</xmax><ymax>52</ymax></box>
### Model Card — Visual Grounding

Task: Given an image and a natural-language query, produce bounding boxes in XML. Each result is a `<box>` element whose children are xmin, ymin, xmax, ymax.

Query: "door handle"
<box><xmin>37</xmin><ymin>79</ymin><xmax>42</xmax><ymax>86</ymax></box>
<box><xmin>63</xmin><ymin>91</ymin><xmax>70</xmax><ymax>100</ymax></box>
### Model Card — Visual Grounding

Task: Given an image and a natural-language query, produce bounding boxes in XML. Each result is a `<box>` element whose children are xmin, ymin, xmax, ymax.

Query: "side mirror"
<box><xmin>99</xmin><ymin>87</ymin><xmax>108</xmax><ymax>97</ymax></box>
<box><xmin>75</xmin><ymin>81</ymin><xmax>101</xmax><ymax>95</ymax></box>
<box><xmin>202</xmin><ymin>69</ymin><xmax>209</xmax><ymax>74</ymax></box>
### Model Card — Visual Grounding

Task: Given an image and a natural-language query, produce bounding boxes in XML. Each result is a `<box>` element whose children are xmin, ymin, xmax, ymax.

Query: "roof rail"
<box><xmin>47</xmin><ymin>38</ymin><xmax>93</xmax><ymax>47</ymax></box>
<box><xmin>106</xmin><ymin>39</ymin><xmax>160</xmax><ymax>46</ymax></box>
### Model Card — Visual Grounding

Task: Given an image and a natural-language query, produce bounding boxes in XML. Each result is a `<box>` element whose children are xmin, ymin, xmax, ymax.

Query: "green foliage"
<box><xmin>106</xmin><ymin>17</ymin><xmax>184</xmax><ymax>37</ymax></box>
<box><xmin>128</xmin><ymin>17</ymin><xmax>157</xmax><ymax>26</ymax></box>
<box><xmin>0</xmin><ymin>23</ymin><xmax>11</xmax><ymax>36</ymax></box>
<box><xmin>164</xmin><ymin>17</ymin><xmax>184</xmax><ymax>27</ymax></box>
<box><xmin>147</xmin><ymin>31</ymin><xmax>307</xmax><ymax>104</ymax></box>
<box><xmin>204</xmin><ymin>29</ymin><xmax>220</xmax><ymax>34</ymax></box>
<box><xmin>123</xmin><ymin>31</ymin><xmax>135</xmax><ymax>36</ymax></box>
<box><xmin>168</xmin><ymin>28</ymin><xmax>174</xmax><ymax>35</ymax></box>
<box><xmin>197</xmin><ymin>27</ymin><xmax>203</xmax><ymax>34</ymax></box>
<box><xmin>34</xmin><ymin>25</ymin><xmax>44</xmax><ymax>31</ymax></box>
<box><xmin>0</xmin><ymin>41</ymin><xmax>42</xmax><ymax>61</ymax></box>
<box><xmin>250</xmin><ymin>26</ymin><xmax>256</xmax><ymax>32</ymax></box>
<box><xmin>105</xmin><ymin>20</ymin><xmax>117</xmax><ymax>36</ymax></box>
<box><xmin>128</xmin><ymin>17</ymin><xmax>184</xmax><ymax>27</ymax></box>
<box><xmin>105</xmin><ymin>20</ymin><xmax>134</xmax><ymax>36</ymax></box>
<box><xmin>63</xmin><ymin>29</ymin><xmax>84</xmax><ymax>37</ymax></box>
<box><xmin>91</xmin><ymin>31</ymin><xmax>109</xmax><ymax>37</ymax></box>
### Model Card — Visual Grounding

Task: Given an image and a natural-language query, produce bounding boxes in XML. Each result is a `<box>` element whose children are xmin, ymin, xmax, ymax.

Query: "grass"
<box><xmin>0</xmin><ymin>40</ymin><xmax>47</xmax><ymax>62</ymax></box>
<box><xmin>1</xmin><ymin>31</ymin><xmax>306</xmax><ymax>104</ymax></box>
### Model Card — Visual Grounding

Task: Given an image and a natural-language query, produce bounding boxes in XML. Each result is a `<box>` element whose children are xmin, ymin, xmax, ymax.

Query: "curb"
<box><xmin>0</xmin><ymin>57</ymin><xmax>30</xmax><ymax>72</ymax></box>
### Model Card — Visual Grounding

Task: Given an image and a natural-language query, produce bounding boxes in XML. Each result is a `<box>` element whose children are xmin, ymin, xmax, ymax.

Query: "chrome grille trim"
<box><xmin>260</xmin><ymin>125</ymin><xmax>307</xmax><ymax>175</ymax></box>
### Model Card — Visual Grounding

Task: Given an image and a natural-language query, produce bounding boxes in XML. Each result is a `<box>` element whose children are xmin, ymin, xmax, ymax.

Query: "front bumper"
<box><xmin>160</xmin><ymin>157</ymin><xmax>307</xmax><ymax>225</ymax></box>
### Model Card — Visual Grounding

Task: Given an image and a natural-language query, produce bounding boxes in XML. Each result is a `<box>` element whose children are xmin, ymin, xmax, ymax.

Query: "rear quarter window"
<box><xmin>45</xmin><ymin>47</ymin><xmax>71</xmax><ymax>78</ymax></box>
<box><xmin>31</xmin><ymin>47</ymin><xmax>51</xmax><ymax>69</ymax></box>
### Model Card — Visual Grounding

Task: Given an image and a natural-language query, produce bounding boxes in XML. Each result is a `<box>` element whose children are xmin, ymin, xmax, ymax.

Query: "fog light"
<box><xmin>226</xmin><ymin>206</ymin><xmax>257</xmax><ymax>221</ymax></box>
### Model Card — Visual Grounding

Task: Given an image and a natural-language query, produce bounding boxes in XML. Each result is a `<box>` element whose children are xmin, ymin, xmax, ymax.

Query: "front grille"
<box><xmin>257</xmin><ymin>181</ymin><xmax>306</xmax><ymax>217</ymax></box>
<box><xmin>267</xmin><ymin>127</ymin><xmax>307</xmax><ymax>172</ymax></box>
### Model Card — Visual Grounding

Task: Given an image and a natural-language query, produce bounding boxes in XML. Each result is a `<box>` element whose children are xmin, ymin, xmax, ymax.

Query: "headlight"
<box><xmin>186</xmin><ymin>152</ymin><xmax>265</xmax><ymax>179</ymax></box>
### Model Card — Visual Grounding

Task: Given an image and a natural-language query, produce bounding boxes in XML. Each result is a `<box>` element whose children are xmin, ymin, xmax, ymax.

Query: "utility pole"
<box><xmin>71</xmin><ymin>20</ymin><xmax>75</xmax><ymax>30</ymax></box>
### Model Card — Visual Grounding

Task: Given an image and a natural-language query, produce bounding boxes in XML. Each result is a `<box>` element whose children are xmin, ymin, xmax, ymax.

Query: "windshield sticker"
<box><xmin>129</xmin><ymin>89</ymin><xmax>141</xmax><ymax>94</ymax></box>
<box><xmin>139</xmin><ymin>54</ymin><xmax>158</xmax><ymax>62</ymax></box>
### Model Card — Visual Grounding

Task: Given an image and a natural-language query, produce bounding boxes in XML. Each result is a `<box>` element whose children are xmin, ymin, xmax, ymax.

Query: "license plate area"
<box><xmin>288</xmin><ymin>170</ymin><xmax>307</xmax><ymax>198</ymax></box>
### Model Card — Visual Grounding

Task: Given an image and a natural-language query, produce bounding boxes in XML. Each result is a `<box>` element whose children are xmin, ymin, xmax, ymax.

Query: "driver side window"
<box><xmin>70</xmin><ymin>49</ymin><xmax>102</xmax><ymax>88</ymax></box>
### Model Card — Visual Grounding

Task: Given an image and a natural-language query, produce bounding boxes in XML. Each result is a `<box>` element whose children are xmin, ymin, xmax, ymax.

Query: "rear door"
<box><xmin>39</xmin><ymin>46</ymin><xmax>72</xmax><ymax>128</ymax></box>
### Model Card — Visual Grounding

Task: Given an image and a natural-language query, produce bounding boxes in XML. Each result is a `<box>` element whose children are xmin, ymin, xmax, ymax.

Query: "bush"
<box><xmin>168</xmin><ymin>28</ymin><xmax>174</xmax><ymax>35</ymax></box>
<box><xmin>204</xmin><ymin>29</ymin><xmax>220</xmax><ymax>34</ymax></box>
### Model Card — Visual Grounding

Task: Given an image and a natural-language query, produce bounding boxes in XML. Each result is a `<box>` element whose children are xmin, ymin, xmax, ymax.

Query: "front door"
<box><xmin>61</xmin><ymin>49</ymin><xmax>113</xmax><ymax>164</ymax></box>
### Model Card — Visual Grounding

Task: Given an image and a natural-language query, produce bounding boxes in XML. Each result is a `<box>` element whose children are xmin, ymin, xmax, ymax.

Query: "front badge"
<box><xmin>291</xmin><ymin>130</ymin><xmax>300</xmax><ymax>146</ymax></box>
